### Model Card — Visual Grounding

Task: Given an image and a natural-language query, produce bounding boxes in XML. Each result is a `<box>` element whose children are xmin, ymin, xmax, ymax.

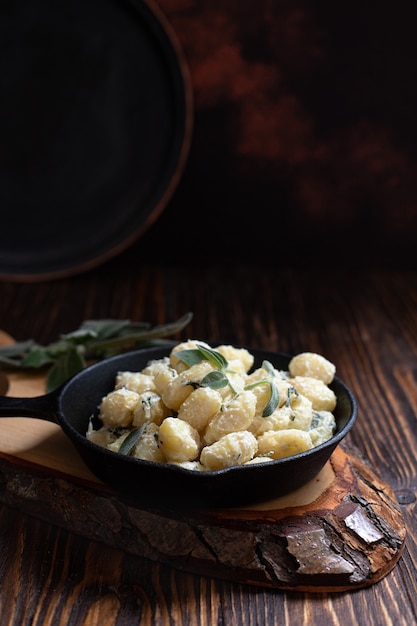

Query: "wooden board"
<box><xmin>0</xmin><ymin>347</ymin><xmax>406</xmax><ymax>592</ymax></box>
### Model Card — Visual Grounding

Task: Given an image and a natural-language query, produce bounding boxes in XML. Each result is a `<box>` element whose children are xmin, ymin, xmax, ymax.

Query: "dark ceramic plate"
<box><xmin>0</xmin><ymin>346</ymin><xmax>357</xmax><ymax>509</ymax></box>
<box><xmin>0</xmin><ymin>0</ymin><xmax>192</xmax><ymax>281</ymax></box>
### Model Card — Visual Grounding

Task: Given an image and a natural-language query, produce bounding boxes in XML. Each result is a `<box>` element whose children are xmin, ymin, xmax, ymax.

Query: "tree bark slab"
<box><xmin>0</xmin><ymin>440</ymin><xmax>405</xmax><ymax>592</ymax></box>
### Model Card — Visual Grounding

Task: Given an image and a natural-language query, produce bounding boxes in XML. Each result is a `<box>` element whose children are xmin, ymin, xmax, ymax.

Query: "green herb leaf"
<box><xmin>262</xmin><ymin>382</ymin><xmax>280</xmax><ymax>417</ymax></box>
<box><xmin>0</xmin><ymin>313</ymin><xmax>193</xmax><ymax>391</ymax></box>
<box><xmin>0</xmin><ymin>340</ymin><xmax>37</xmax><ymax>367</ymax></box>
<box><xmin>200</xmin><ymin>371</ymin><xmax>230</xmax><ymax>389</ymax></box>
<box><xmin>79</xmin><ymin>319</ymin><xmax>136</xmax><ymax>340</ymax></box>
<box><xmin>173</xmin><ymin>349</ymin><xmax>207</xmax><ymax>367</ymax></box>
<box><xmin>22</xmin><ymin>347</ymin><xmax>55</xmax><ymax>368</ymax></box>
<box><xmin>194</xmin><ymin>343</ymin><xmax>229</xmax><ymax>369</ymax></box>
<box><xmin>60</xmin><ymin>329</ymin><xmax>98</xmax><ymax>344</ymax></box>
<box><xmin>244</xmin><ymin>361</ymin><xmax>280</xmax><ymax>417</ymax></box>
<box><xmin>84</xmin><ymin>313</ymin><xmax>193</xmax><ymax>357</ymax></box>
<box><xmin>118</xmin><ymin>426</ymin><xmax>146</xmax><ymax>456</ymax></box>
<box><xmin>46</xmin><ymin>348</ymin><xmax>86</xmax><ymax>392</ymax></box>
<box><xmin>175</xmin><ymin>343</ymin><xmax>229</xmax><ymax>370</ymax></box>
<box><xmin>175</xmin><ymin>343</ymin><xmax>236</xmax><ymax>392</ymax></box>
<box><xmin>262</xmin><ymin>360</ymin><xmax>276</xmax><ymax>376</ymax></box>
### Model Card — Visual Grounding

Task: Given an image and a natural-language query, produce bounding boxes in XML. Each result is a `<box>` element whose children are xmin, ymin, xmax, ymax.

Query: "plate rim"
<box><xmin>0</xmin><ymin>0</ymin><xmax>194</xmax><ymax>282</ymax></box>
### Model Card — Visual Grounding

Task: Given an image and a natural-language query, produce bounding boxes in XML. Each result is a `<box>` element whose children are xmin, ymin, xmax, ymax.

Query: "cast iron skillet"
<box><xmin>0</xmin><ymin>346</ymin><xmax>357</xmax><ymax>509</ymax></box>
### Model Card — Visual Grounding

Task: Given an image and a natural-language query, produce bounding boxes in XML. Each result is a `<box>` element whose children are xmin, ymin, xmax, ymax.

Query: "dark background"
<box><xmin>2</xmin><ymin>0</ymin><xmax>417</xmax><ymax>276</ymax></box>
<box><xmin>130</xmin><ymin>0</ymin><xmax>417</xmax><ymax>270</ymax></box>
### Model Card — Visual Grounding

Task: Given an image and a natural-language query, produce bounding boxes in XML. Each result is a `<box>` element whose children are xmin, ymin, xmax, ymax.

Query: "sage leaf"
<box><xmin>0</xmin><ymin>340</ymin><xmax>37</xmax><ymax>367</ymax></box>
<box><xmin>22</xmin><ymin>347</ymin><xmax>55</xmax><ymax>368</ymax></box>
<box><xmin>173</xmin><ymin>349</ymin><xmax>206</xmax><ymax>367</ymax></box>
<box><xmin>262</xmin><ymin>381</ymin><xmax>280</xmax><ymax>417</ymax></box>
<box><xmin>85</xmin><ymin>312</ymin><xmax>193</xmax><ymax>356</ymax></box>
<box><xmin>200</xmin><ymin>370</ymin><xmax>229</xmax><ymax>389</ymax></box>
<box><xmin>194</xmin><ymin>343</ymin><xmax>228</xmax><ymax>369</ymax></box>
<box><xmin>174</xmin><ymin>343</ymin><xmax>228</xmax><ymax>370</ymax></box>
<box><xmin>46</xmin><ymin>348</ymin><xmax>86</xmax><ymax>392</ymax></box>
<box><xmin>60</xmin><ymin>329</ymin><xmax>98</xmax><ymax>344</ymax></box>
<box><xmin>80</xmin><ymin>319</ymin><xmax>136</xmax><ymax>339</ymax></box>
<box><xmin>119</xmin><ymin>426</ymin><xmax>146</xmax><ymax>456</ymax></box>
<box><xmin>244</xmin><ymin>361</ymin><xmax>280</xmax><ymax>417</ymax></box>
<box><xmin>262</xmin><ymin>360</ymin><xmax>276</xmax><ymax>376</ymax></box>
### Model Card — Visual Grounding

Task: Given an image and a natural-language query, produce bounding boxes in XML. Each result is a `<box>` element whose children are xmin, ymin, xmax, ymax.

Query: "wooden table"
<box><xmin>0</xmin><ymin>262</ymin><xmax>416</xmax><ymax>625</ymax></box>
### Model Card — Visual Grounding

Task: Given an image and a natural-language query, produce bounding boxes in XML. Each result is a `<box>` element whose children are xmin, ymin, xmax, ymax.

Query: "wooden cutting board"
<box><xmin>0</xmin><ymin>332</ymin><xmax>406</xmax><ymax>592</ymax></box>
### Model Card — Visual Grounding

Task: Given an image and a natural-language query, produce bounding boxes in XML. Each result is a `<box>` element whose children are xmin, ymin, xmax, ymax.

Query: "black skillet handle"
<box><xmin>0</xmin><ymin>390</ymin><xmax>60</xmax><ymax>422</ymax></box>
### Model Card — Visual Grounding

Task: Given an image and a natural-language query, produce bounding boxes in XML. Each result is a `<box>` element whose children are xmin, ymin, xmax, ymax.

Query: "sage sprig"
<box><xmin>0</xmin><ymin>312</ymin><xmax>193</xmax><ymax>392</ymax></box>
<box><xmin>174</xmin><ymin>343</ymin><xmax>228</xmax><ymax>370</ymax></box>
<box><xmin>175</xmin><ymin>344</ymin><xmax>280</xmax><ymax>416</ymax></box>
<box><xmin>175</xmin><ymin>342</ymin><xmax>235</xmax><ymax>392</ymax></box>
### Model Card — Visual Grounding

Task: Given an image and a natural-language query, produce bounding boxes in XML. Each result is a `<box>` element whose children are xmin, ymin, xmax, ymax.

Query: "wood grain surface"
<box><xmin>0</xmin><ymin>264</ymin><xmax>416</xmax><ymax>625</ymax></box>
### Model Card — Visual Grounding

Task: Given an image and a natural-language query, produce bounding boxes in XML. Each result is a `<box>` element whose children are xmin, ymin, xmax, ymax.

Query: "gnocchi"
<box><xmin>87</xmin><ymin>341</ymin><xmax>338</xmax><ymax>471</ymax></box>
